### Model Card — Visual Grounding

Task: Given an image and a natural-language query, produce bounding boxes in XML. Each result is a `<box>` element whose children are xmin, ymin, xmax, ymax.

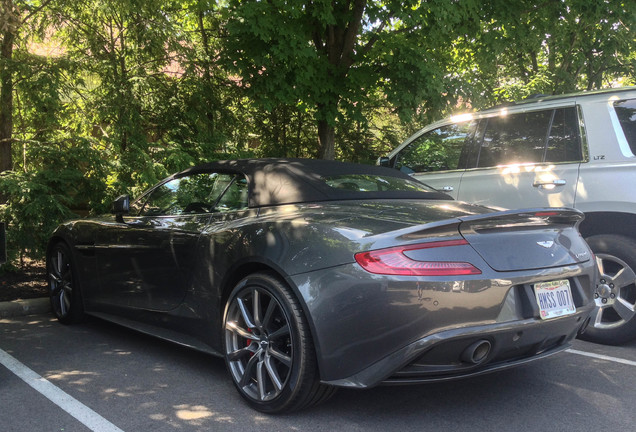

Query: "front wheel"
<box><xmin>578</xmin><ymin>234</ymin><xmax>636</xmax><ymax>345</ymax></box>
<box><xmin>47</xmin><ymin>242</ymin><xmax>84</xmax><ymax>324</ymax></box>
<box><xmin>222</xmin><ymin>272</ymin><xmax>335</xmax><ymax>413</ymax></box>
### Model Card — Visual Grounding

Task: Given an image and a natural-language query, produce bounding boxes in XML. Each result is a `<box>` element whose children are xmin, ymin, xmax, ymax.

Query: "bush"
<box><xmin>0</xmin><ymin>139</ymin><xmax>110</xmax><ymax>267</ymax></box>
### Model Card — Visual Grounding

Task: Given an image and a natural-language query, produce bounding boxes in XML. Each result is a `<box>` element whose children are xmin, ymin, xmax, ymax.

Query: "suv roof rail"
<box><xmin>482</xmin><ymin>87</ymin><xmax>636</xmax><ymax>112</ymax></box>
<box><xmin>487</xmin><ymin>101</ymin><xmax>516</xmax><ymax>109</ymax></box>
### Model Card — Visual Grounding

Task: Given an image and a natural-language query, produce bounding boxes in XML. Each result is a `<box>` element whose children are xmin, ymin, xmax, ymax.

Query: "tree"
<box><xmin>49</xmin><ymin>0</ymin><xmax>190</xmax><ymax>189</ymax></box>
<box><xmin>2</xmin><ymin>0</ymin><xmax>635</xmax><ymax>268</ymax></box>
<box><xmin>453</xmin><ymin>0</ymin><xmax>636</xmax><ymax>104</ymax></box>
<box><xmin>0</xmin><ymin>0</ymin><xmax>53</xmax><ymax>172</ymax></box>
<box><xmin>221</xmin><ymin>0</ymin><xmax>480</xmax><ymax>159</ymax></box>
<box><xmin>164</xmin><ymin>0</ymin><xmax>250</xmax><ymax>161</ymax></box>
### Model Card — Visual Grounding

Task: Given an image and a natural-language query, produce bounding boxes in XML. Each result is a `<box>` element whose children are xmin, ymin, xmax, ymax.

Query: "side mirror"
<box><xmin>377</xmin><ymin>156</ymin><xmax>391</xmax><ymax>167</ymax></box>
<box><xmin>112</xmin><ymin>195</ymin><xmax>130</xmax><ymax>222</ymax></box>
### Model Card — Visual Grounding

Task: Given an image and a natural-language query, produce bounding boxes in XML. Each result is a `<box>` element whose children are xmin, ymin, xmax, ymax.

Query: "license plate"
<box><xmin>534</xmin><ymin>280</ymin><xmax>576</xmax><ymax>319</ymax></box>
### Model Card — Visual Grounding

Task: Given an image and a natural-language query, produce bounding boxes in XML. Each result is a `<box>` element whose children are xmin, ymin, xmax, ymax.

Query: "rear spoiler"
<box><xmin>388</xmin><ymin>207</ymin><xmax>584</xmax><ymax>246</ymax></box>
<box><xmin>458</xmin><ymin>208</ymin><xmax>584</xmax><ymax>234</ymax></box>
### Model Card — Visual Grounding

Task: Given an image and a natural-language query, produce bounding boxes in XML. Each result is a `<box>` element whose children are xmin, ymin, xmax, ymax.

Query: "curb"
<box><xmin>0</xmin><ymin>297</ymin><xmax>50</xmax><ymax>318</ymax></box>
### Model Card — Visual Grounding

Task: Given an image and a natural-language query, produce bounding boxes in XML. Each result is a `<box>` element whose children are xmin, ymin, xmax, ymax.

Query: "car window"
<box><xmin>139</xmin><ymin>172</ymin><xmax>240</xmax><ymax>216</ymax></box>
<box><xmin>215</xmin><ymin>176</ymin><xmax>249</xmax><ymax>212</ymax></box>
<box><xmin>545</xmin><ymin>107</ymin><xmax>582</xmax><ymax>163</ymax></box>
<box><xmin>613</xmin><ymin>99</ymin><xmax>636</xmax><ymax>155</ymax></box>
<box><xmin>477</xmin><ymin>110</ymin><xmax>552</xmax><ymax>167</ymax></box>
<box><xmin>395</xmin><ymin>121</ymin><xmax>476</xmax><ymax>173</ymax></box>
<box><xmin>323</xmin><ymin>174</ymin><xmax>436</xmax><ymax>192</ymax></box>
<box><xmin>475</xmin><ymin>107</ymin><xmax>581</xmax><ymax>168</ymax></box>
<box><xmin>466</xmin><ymin>118</ymin><xmax>488</xmax><ymax>168</ymax></box>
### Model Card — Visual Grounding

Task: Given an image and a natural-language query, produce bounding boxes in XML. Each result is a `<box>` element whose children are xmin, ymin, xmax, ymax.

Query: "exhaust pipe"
<box><xmin>461</xmin><ymin>340</ymin><xmax>492</xmax><ymax>364</ymax></box>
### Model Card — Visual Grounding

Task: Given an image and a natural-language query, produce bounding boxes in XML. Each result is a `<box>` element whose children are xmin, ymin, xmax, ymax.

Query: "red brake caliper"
<box><xmin>247</xmin><ymin>328</ymin><xmax>255</xmax><ymax>356</ymax></box>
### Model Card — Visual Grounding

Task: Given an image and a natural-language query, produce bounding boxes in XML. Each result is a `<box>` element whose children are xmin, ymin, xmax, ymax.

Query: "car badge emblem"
<box><xmin>537</xmin><ymin>240</ymin><xmax>554</xmax><ymax>248</ymax></box>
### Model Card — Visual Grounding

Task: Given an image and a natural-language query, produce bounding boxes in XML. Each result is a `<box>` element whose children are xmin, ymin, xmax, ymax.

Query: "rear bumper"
<box><xmin>323</xmin><ymin>303</ymin><xmax>594</xmax><ymax>388</ymax></box>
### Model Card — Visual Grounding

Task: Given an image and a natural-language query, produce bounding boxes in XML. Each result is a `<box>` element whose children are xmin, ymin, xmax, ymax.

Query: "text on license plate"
<box><xmin>534</xmin><ymin>280</ymin><xmax>576</xmax><ymax>319</ymax></box>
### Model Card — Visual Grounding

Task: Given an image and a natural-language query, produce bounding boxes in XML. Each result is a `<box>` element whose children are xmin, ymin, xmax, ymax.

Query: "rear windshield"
<box><xmin>323</xmin><ymin>174</ymin><xmax>435</xmax><ymax>193</ymax></box>
<box><xmin>614</xmin><ymin>99</ymin><xmax>636</xmax><ymax>156</ymax></box>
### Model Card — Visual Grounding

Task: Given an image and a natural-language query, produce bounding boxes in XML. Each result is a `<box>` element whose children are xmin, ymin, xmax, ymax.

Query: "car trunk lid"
<box><xmin>458</xmin><ymin>209</ymin><xmax>591</xmax><ymax>272</ymax></box>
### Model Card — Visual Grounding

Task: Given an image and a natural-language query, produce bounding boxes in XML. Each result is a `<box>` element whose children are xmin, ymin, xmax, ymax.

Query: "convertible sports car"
<box><xmin>47</xmin><ymin>158</ymin><xmax>596</xmax><ymax>413</ymax></box>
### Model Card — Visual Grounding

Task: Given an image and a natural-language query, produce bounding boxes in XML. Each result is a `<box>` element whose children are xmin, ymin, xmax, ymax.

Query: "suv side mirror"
<box><xmin>377</xmin><ymin>156</ymin><xmax>391</xmax><ymax>167</ymax></box>
<box><xmin>112</xmin><ymin>195</ymin><xmax>130</xmax><ymax>222</ymax></box>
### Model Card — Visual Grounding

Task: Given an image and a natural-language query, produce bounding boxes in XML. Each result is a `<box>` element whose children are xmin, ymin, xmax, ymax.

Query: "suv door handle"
<box><xmin>533</xmin><ymin>179</ymin><xmax>566</xmax><ymax>188</ymax></box>
<box><xmin>439</xmin><ymin>186</ymin><xmax>454</xmax><ymax>192</ymax></box>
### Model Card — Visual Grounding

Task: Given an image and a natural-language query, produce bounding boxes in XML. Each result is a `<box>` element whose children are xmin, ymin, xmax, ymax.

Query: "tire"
<box><xmin>222</xmin><ymin>272</ymin><xmax>336</xmax><ymax>413</ymax></box>
<box><xmin>578</xmin><ymin>234</ymin><xmax>636</xmax><ymax>345</ymax></box>
<box><xmin>47</xmin><ymin>242</ymin><xmax>85</xmax><ymax>324</ymax></box>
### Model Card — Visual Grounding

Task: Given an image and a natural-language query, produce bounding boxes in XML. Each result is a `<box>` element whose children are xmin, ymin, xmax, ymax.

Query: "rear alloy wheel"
<box><xmin>223</xmin><ymin>272</ymin><xmax>335</xmax><ymax>413</ymax></box>
<box><xmin>579</xmin><ymin>235</ymin><xmax>636</xmax><ymax>345</ymax></box>
<box><xmin>47</xmin><ymin>242</ymin><xmax>84</xmax><ymax>324</ymax></box>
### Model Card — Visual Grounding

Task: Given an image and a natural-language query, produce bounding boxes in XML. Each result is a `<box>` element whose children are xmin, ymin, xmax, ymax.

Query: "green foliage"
<box><xmin>0</xmin><ymin>168</ymin><xmax>74</xmax><ymax>258</ymax></box>
<box><xmin>221</xmin><ymin>1</ymin><xmax>487</xmax><ymax>157</ymax></box>
<box><xmin>453</xmin><ymin>0</ymin><xmax>636</xmax><ymax>107</ymax></box>
<box><xmin>0</xmin><ymin>0</ymin><xmax>634</xmax><ymax>268</ymax></box>
<box><xmin>0</xmin><ymin>139</ymin><xmax>110</xmax><ymax>264</ymax></box>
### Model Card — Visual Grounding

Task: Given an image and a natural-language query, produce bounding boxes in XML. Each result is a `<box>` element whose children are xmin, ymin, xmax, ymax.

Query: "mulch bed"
<box><xmin>0</xmin><ymin>259</ymin><xmax>48</xmax><ymax>302</ymax></box>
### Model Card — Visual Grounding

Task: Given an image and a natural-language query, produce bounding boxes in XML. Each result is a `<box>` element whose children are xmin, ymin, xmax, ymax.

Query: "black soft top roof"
<box><xmin>178</xmin><ymin>158</ymin><xmax>452</xmax><ymax>207</ymax></box>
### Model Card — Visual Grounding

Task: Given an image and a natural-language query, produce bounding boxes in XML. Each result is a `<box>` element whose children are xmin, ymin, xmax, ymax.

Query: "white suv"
<box><xmin>381</xmin><ymin>87</ymin><xmax>636</xmax><ymax>345</ymax></box>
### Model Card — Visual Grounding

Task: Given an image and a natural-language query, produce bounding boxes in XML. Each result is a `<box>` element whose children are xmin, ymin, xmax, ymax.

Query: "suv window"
<box><xmin>476</xmin><ymin>107</ymin><xmax>581</xmax><ymax>168</ymax></box>
<box><xmin>478</xmin><ymin>110</ymin><xmax>552</xmax><ymax>167</ymax></box>
<box><xmin>613</xmin><ymin>99</ymin><xmax>636</xmax><ymax>155</ymax></box>
<box><xmin>546</xmin><ymin>107</ymin><xmax>582</xmax><ymax>162</ymax></box>
<box><xmin>395</xmin><ymin>121</ymin><xmax>476</xmax><ymax>173</ymax></box>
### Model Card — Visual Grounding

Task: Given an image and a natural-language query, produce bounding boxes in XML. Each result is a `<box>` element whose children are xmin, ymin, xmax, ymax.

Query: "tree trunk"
<box><xmin>312</xmin><ymin>0</ymin><xmax>368</xmax><ymax>161</ymax></box>
<box><xmin>318</xmin><ymin>118</ymin><xmax>335</xmax><ymax>160</ymax></box>
<box><xmin>0</xmin><ymin>14</ymin><xmax>15</xmax><ymax>173</ymax></box>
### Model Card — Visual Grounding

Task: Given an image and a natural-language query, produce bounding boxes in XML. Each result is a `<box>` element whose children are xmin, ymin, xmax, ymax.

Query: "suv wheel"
<box><xmin>578</xmin><ymin>235</ymin><xmax>636</xmax><ymax>345</ymax></box>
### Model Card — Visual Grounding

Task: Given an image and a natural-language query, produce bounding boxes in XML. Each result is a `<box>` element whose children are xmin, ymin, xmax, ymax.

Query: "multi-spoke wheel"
<box><xmin>223</xmin><ymin>272</ymin><xmax>335</xmax><ymax>413</ymax></box>
<box><xmin>47</xmin><ymin>242</ymin><xmax>84</xmax><ymax>324</ymax></box>
<box><xmin>579</xmin><ymin>235</ymin><xmax>636</xmax><ymax>345</ymax></box>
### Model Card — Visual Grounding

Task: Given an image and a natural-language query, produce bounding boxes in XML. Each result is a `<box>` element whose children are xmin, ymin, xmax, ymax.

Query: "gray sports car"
<box><xmin>47</xmin><ymin>158</ymin><xmax>596</xmax><ymax>413</ymax></box>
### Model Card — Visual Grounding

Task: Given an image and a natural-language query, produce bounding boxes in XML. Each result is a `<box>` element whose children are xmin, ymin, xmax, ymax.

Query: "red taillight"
<box><xmin>355</xmin><ymin>239</ymin><xmax>481</xmax><ymax>276</ymax></box>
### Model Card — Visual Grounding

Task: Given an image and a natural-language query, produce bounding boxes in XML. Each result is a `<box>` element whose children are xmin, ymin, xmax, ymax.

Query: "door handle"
<box><xmin>439</xmin><ymin>186</ymin><xmax>454</xmax><ymax>192</ymax></box>
<box><xmin>533</xmin><ymin>179</ymin><xmax>566</xmax><ymax>189</ymax></box>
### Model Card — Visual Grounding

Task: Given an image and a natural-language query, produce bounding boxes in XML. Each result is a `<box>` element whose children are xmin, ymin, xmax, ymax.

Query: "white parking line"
<box><xmin>0</xmin><ymin>348</ymin><xmax>124</xmax><ymax>432</ymax></box>
<box><xmin>566</xmin><ymin>348</ymin><xmax>636</xmax><ymax>366</ymax></box>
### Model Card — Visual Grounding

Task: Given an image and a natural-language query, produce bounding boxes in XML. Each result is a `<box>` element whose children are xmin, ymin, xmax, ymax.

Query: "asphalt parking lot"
<box><xmin>1</xmin><ymin>313</ymin><xmax>635</xmax><ymax>432</ymax></box>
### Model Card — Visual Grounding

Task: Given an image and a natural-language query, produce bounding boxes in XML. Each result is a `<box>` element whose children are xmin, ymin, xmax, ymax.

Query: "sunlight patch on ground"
<box><xmin>174</xmin><ymin>404</ymin><xmax>214</xmax><ymax>420</ymax></box>
<box><xmin>46</xmin><ymin>370</ymin><xmax>98</xmax><ymax>383</ymax></box>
